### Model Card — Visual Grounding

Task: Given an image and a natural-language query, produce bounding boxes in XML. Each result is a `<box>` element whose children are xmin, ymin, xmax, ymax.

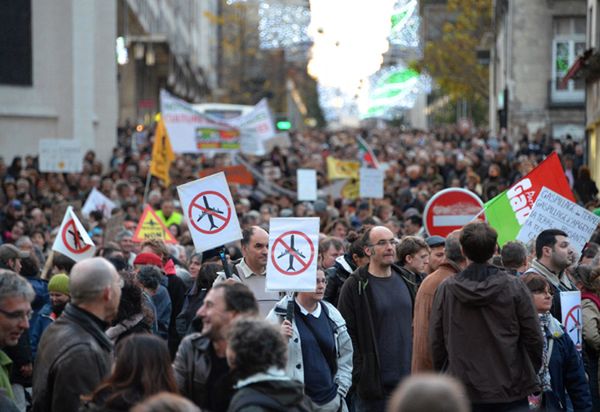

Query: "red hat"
<box><xmin>163</xmin><ymin>259</ymin><xmax>176</xmax><ymax>276</ymax></box>
<box><xmin>133</xmin><ymin>252</ymin><xmax>163</xmax><ymax>268</ymax></box>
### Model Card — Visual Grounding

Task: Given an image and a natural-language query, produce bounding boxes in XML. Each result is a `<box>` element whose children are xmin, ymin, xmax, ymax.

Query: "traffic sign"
<box><xmin>132</xmin><ymin>205</ymin><xmax>177</xmax><ymax>244</ymax></box>
<box><xmin>177</xmin><ymin>172</ymin><xmax>242</xmax><ymax>253</ymax></box>
<box><xmin>188</xmin><ymin>190</ymin><xmax>232</xmax><ymax>234</ymax></box>
<box><xmin>271</xmin><ymin>230</ymin><xmax>315</xmax><ymax>276</ymax></box>
<box><xmin>267</xmin><ymin>218</ymin><xmax>319</xmax><ymax>292</ymax></box>
<box><xmin>423</xmin><ymin>188</ymin><xmax>484</xmax><ymax>237</ymax></box>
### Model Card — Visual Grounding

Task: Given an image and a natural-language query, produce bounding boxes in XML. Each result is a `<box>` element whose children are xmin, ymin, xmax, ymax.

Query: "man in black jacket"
<box><xmin>338</xmin><ymin>226</ymin><xmax>414</xmax><ymax>412</ymax></box>
<box><xmin>32</xmin><ymin>257</ymin><xmax>122</xmax><ymax>412</ymax></box>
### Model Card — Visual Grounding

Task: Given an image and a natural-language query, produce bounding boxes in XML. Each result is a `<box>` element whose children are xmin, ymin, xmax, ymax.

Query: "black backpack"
<box><xmin>228</xmin><ymin>386</ymin><xmax>317</xmax><ymax>412</ymax></box>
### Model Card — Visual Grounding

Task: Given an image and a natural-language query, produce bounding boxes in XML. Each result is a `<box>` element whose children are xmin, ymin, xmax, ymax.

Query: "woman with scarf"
<box><xmin>521</xmin><ymin>273</ymin><xmax>592</xmax><ymax>411</ymax></box>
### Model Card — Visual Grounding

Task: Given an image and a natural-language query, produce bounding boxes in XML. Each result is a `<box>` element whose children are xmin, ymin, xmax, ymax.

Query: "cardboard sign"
<box><xmin>561</xmin><ymin>291</ymin><xmax>582</xmax><ymax>351</ymax></box>
<box><xmin>266</xmin><ymin>218</ymin><xmax>319</xmax><ymax>292</ymax></box>
<box><xmin>52</xmin><ymin>206</ymin><xmax>96</xmax><ymax>261</ymax></box>
<box><xmin>297</xmin><ymin>169</ymin><xmax>317</xmax><ymax>201</ymax></box>
<box><xmin>39</xmin><ymin>139</ymin><xmax>83</xmax><ymax>173</ymax></box>
<box><xmin>177</xmin><ymin>172</ymin><xmax>242</xmax><ymax>252</ymax></box>
<box><xmin>104</xmin><ymin>213</ymin><xmax>125</xmax><ymax>244</ymax></box>
<box><xmin>516</xmin><ymin>187</ymin><xmax>600</xmax><ymax>254</ymax></box>
<box><xmin>132</xmin><ymin>205</ymin><xmax>177</xmax><ymax>244</ymax></box>
<box><xmin>359</xmin><ymin>167</ymin><xmax>384</xmax><ymax>199</ymax></box>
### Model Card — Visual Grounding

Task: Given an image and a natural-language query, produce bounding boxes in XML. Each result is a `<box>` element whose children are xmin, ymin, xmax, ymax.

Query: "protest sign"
<box><xmin>229</xmin><ymin>98</ymin><xmax>277</xmax><ymax>155</ymax></box>
<box><xmin>82</xmin><ymin>188</ymin><xmax>117</xmax><ymax>220</ymax></box>
<box><xmin>516</xmin><ymin>187</ymin><xmax>600</xmax><ymax>255</ymax></box>
<box><xmin>177</xmin><ymin>172</ymin><xmax>242</xmax><ymax>252</ymax></box>
<box><xmin>52</xmin><ymin>206</ymin><xmax>96</xmax><ymax>261</ymax></box>
<box><xmin>104</xmin><ymin>213</ymin><xmax>125</xmax><ymax>244</ymax></box>
<box><xmin>199</xmin><ymin>165</ymin><xmax>254</xmax><ymax>185</ymax></box>
<box><xmin>267</xmin><ymin>218</ymin><xmax>319</xmax><ymax>292</ymax></box>
<box><xmin>326</xmin><ymin>157</ymin><xmax>360</xmax><ymax>180</ymax></box>
<box><xmin>297</xmin><ymin>169</ymin><xmax>317</xmax><ymax>201</ymax></box>
<box><xmin>359</xmin><ymin>167</ymin><xmax>384</xmax><ymax>199</ymax></box>
<box><xmin>39</xmin><ymin>139</ymin><xmax>83</xmax><ymax>173</ymax></box>
<box><xmin>132</xmin><ymin>205</ymin><xmax>177</xmax><ymax>244</ymax></box>
<box><xmin>561</xmin><ymin>291</ymin><xmax>582</xmax><ymax>351</ymax></box>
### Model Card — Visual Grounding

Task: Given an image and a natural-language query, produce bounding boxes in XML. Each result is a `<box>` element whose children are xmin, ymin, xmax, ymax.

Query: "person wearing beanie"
<box><xmin>29</xmin><ymin>274</ymin><xmax>70</xmax><ymax>360</ymax></box>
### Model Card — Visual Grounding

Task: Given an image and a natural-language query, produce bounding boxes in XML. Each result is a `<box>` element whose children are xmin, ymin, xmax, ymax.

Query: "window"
<box><xmin>551</xmin><ymin>17</ymin><xmax>586</xmax><ymax>103</ymax></box>
<box><xmin>0</xmin><ymin>1</ymin><xmax>32</xmax><ymax>86</ymax></box>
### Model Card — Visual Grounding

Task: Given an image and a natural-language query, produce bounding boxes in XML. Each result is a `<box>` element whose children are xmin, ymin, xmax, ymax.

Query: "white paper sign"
<box><xmin>267</xmin><ymin>218</ymin><xmax>319</xmax><ymax>292</ymax></box>
<box><xmin>39</xmin><ymin>139</ymin><xmax>83</xmax><ymax>173</ymax></box>
<box><xmin>177</xmin><ymin>172</ymin><xmax>242</xmax><ymax>252</ymax></box>
<box><xmin>52</xmin><ymin>206</ymin><xmax>96</xmax><ymax>261</ymax></box>
<box><xmin>516</xmin><ymin>187</ymin><xmax>600</xmax><ymax>254</ymax></box>
<box><xmin>359</xmin><ymin>168</ymin><xmax>384</xmax><ymax>199</ymax></box>
<box><xmin>82</xmin><ymin>188</ymin><xmax>117</xmax><ymax>220</ymax></box>
<box><xmin>297</xmin><ymin>169</ymin><xmax>317</xmax><ymax>201</ymax></box>
<box><xmin>561</xmin><ymin>291</ymin><xmax>582</xmax><ymax>351</ymax></box>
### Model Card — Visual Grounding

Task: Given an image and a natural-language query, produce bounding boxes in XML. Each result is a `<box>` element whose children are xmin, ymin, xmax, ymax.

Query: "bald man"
<box><xmin>32</xmin><ymin>258</ymin><xmax>122</xmax><ymax>412</ymax></box>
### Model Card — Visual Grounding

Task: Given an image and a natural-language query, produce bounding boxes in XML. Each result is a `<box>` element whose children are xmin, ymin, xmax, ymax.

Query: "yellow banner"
<box><xmin>326</xmin><ymin>157</ymin><xmax>360</xmax><ymax>180</ymax></box>
<box><xmin>150</xmin><ymin>119</ymin><xmax>176</xmax><ymax>186</ymax></box>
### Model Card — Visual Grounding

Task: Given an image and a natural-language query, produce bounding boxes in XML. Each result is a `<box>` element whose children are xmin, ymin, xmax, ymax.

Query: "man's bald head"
<box><xmin>69</xmin><ymin>257</ymin><xmax>119</xmax><ymax>305</ymax></box>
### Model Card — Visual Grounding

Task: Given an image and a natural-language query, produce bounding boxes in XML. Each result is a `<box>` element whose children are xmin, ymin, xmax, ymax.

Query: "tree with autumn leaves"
<box><xmin>414</xmin><ymin>0</ymin><xmax>492</xmax><ymax>122</ymax></box>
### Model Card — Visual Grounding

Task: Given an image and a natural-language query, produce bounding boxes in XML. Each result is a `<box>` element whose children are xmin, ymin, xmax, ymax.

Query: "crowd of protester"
<box><xmin>0</xmin><ymin>125</ymin><xmax>599</xmax><ymax>411</ymax></box>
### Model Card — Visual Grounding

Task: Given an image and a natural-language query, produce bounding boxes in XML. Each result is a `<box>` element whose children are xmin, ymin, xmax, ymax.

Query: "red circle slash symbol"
<box><xmin>565</xmin><ymin>305</ymin><xmax>582</xmax><ymax>350</ymax></box>
<box><xmin>188</xmin><ymin>191</ymin><xmax>232</xmax><ymax>234</ymax></box>
<box><xmin>61</xmin><ymin>220</ymin><xmax>91</xmax><ymax>254</ymax></box>
<box><xmin>271</xmin><ymin>231</ymin><xmax>315</xmax><ymax>276</ymax></box>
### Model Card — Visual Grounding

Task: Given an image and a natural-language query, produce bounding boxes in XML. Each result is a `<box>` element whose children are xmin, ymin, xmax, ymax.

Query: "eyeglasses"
<box><xmin>369</xmin><ymin>239</ymin><xmax>399</xmax><ymax>248</ymax></box>
<box><xmin>0</xmin><ymin>308</ymin><xmax>32</xmax><ymax>321</ymax></box>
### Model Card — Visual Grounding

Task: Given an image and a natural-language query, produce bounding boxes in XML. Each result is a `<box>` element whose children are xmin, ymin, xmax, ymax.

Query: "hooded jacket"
<box><xmin>324</xmin><ymin>254</ymin><xmax>356</xmax><ymax>307</ymax></box>
<box><xmin>429</xmin><ymin>263</ymin><xmax>544</xmax><ymax>403</ymax></box>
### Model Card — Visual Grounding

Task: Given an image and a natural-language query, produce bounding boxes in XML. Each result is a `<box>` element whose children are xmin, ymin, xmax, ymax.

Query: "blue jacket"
<box><xmin>545</xmin><ymin>319</ymin><xmax>593</xmax><ymax>411</ymax></box>
<box><xmin>29</xmin><ymin>303</ymin><xmax>54</xmax><ymax>361</ymax></box>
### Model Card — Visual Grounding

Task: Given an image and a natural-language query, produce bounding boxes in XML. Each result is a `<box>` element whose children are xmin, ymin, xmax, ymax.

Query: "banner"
<box><xmin>39</xmin><ymin>139</ymin><xmax>83</xmax><ymax>173</ymax></box>
<box><xmin>484</xmin><ymin>152</ymin><xmax>574</xmax><ymax>246</ymax></box>
<box><xmin>266</xmin><ymin>218</ymin><xmax>319</xmax><ymax>292</ymax></box>
<box><xmin>199</xmin><ymin>165</ymin><xmax>255</xmax><ymax>185</ymax></box>
<box><xmin>326</xmin><ymin>157</ymin><xmax>360</xmax><ymax>180</ymax></box>
<box><xmin>82</xmin><ymin>188</ymin><xmax>117</xmax><ymax>220</ymax></box>
<box><xmin>177</xmin><ymin>172</ymin><xmax>243</xmax><ymax>252</ymax></box>
<box><xmin>318</xmin><ymin>179</ymin><xmax>359</xmax><ymax>200</ymax></box>
<box><xmin>161</xmin><ymin>90</ymin><xmax>240</xmax><ymax>153</ymax></box>
<box><xmin>161</xmin><ymin>90</ymin><xmax>277</xmax><ymax>155</ymax></box>
<box><xmin>52</xmin><ymin>206</ymin><xmax>96</xmax><ymax>261</ymax></box>
<box><xmin>516</xmin><ymin>187</ymin><xmax>600</xmax><ymax>255</ymax></box>
<box><xmin>356</xmin><ymin>135</ymin><xmax>380</xmax><ymax>168</ymax></box>
<box><xmin>150</xmin><ymin>119</ymin><xmax>176</xmax><ymax>186</ymax></box>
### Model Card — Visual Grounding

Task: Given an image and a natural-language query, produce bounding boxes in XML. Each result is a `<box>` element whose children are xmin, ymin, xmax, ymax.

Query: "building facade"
<box><xmin>0</xmin><ymin>0</ymin><xmax>118</xmax><ymax>164</ymax></box>
<box><xmin>491</xmin><ymin>0</ymin><xmax>587</xmax><ymax>141</ymax></box>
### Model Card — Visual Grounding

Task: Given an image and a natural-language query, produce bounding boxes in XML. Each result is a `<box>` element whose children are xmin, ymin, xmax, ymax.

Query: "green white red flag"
<box><xmin>483</xmin><ymin>152</ymin><xmax>574</xmax><ymax>246</ymax></box>
<box><xmin>356</xmin><ymin>135</ymin><xmax>380</xmax><ymax>168</ymax></box>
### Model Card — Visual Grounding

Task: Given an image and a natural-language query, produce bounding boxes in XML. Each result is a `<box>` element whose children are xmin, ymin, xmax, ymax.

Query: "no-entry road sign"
<box><xmin>423</xmin><ymin>188</ymin><xmax>484</xmax><ymax>237</ymax></box>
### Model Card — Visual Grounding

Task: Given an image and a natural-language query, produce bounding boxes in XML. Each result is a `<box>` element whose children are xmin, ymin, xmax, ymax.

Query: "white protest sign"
<box><xmin>516</xmin><ymin>187</ymin><xmax>600</xmax><ymax>254</ymax></box>
<box><xmin>297</xmin><ymin>169</ymin><xmax>317</xmax><ymax>201</ymax></box>
<box><xmin>52</xmin><ymin>206</ymin><xmax>96</xmax><ymax>261</ymax></box>
<box><xmin>229</xmin><ymin>98</ymin><xmax>277</xmax><ymax>156</ymax></box>
<box><xmin>263</xmin><ymin>132</ymin><xmax>292</xmax><ymax>153</ymax></box>
<box><xmin>561</xmin><ymin>291</ymin><xmax>582</xmax><ymax>351</ymax></box>
<box><xmin>39</xmin><ymin>139</ymin><xmax>83</xmax><ymax>173</ymax></box>
<box><xmin>161</xmin><ymin>90</ymin><xmax>240</xmax><ymax>153</ymax></box>
<box><xmin>177</xmin><ymin>172</ymin><xmax>242</xmax><ymax>252</ymax></box>
<box><xmin>82</xmin><ymin>188</ymin><xmax>117</xmax><ymax>220</ymax></box>
<box><xmin>359</xmin><ymin>167</ymin><xmax>384</xmax><ymax>199</ymax></box>
<box><xmin>267</xmin><ymin>218</ymin><xmax>319</xmax><ymax>292</ymax></box>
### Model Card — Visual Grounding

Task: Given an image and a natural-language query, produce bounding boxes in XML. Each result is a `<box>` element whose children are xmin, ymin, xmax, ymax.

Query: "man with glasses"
<box><xmin>0</xmin><ymin>270</ymin><xmax>34</xmax><ymax>411</ymax></box>
<box><xmin>32</xmin><ymin>257</ymin><xmax>122</xmax><ymax>412</ymax></box>
<box><xmin>338</xmin><ymin>226</ymin><xmax>415</xmax><ymax>412</ymax></box>
<box><xmin>267</xmin><ymin>269</ymin><xmax>353</xmax><ymax>411</ymax></box>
